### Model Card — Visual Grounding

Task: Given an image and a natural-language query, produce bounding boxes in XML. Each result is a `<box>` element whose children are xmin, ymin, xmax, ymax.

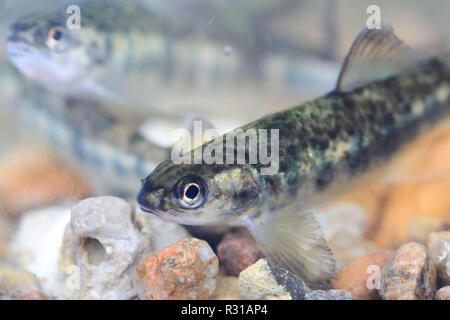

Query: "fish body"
<box><xmin>0</xmin><ymin>63</ymin><xmax>167</xmax><ymax>194</ymax></box>
<box><xmin>137</xmin><ymin>25</ymin><xmax>450</xmax><ymax>287</ymax></box>
<box><xmin>6</xmin><ymin>0</ymin><xmax>338</xmax><ymax>126</ymax></box>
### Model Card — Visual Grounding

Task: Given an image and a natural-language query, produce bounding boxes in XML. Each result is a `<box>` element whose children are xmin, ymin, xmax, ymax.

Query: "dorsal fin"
<box><xmin>336</xmin><ymin>23</ymin><xmax>422</xmax><ymax>92</ymax></box>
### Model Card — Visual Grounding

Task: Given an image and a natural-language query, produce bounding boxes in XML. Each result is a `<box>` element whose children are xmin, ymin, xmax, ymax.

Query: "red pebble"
<box><xmin>217</xmin><ymin>231</ymin><xmax>265</xmax><ymax>276</ymax></box>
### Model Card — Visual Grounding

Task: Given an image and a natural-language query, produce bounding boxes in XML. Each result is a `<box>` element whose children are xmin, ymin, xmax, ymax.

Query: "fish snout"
<box><xmin>7</xmin><ymin>33</ymin><xmax>22</xmax><ymax>43</ymax></box>
<box><xmin>137</xmin><ymin>186</ymin><xmax>166</xmax><ymax>214</ymax></box>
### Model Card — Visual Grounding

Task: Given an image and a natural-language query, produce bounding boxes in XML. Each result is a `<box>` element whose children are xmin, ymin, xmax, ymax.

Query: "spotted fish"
<box><xmin>137</xmin><ymin>24</ymin><xmax>450</xmax><ymax>287</ymax></box>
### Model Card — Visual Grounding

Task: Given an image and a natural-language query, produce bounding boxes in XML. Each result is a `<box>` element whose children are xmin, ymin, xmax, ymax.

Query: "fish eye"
<box><xmin>46</xmin><ymin>26</ymin><xmax>66</xmax><ymax>49</ymax></box>
<box><xmin>184</xmin><ymin>183</ymin><xmax>200</xmax><ymax>200</ymax></box>
<box><xmin>175</xmin><ymin>177</ymin><xmax>207</xmax><ymax>209</ymax></box>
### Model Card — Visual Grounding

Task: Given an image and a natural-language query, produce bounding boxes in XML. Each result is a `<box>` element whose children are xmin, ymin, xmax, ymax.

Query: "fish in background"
<box><xmin>137</xmin><ymin>24</ymin><xmax>450</xmax><ymax>287</ymax></box>
<box><xmin>0</xmin><ymin>63</ymin><xmax>168</xmax><ymax>195</ymax></box>
<box><xmin>5</xmin><ymin>0</ymin><xmax>339</xmax><ymax>132</ymax></box>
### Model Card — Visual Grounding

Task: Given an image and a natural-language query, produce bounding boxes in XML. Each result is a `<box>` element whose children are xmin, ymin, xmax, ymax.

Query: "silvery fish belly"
<box><xmin>0</xmin><ymin>62</ymin><xmax>168</xmax><ymax>194</ymax></box>
<box><xmin>5</xmin><ymin>0</ymin><xmax>339</xmax><ymax>127</ymax></box>
<box><xmin>137</xmin><ymin>25</ymin><xmax>450</xmax><ymax>288</ymax></box>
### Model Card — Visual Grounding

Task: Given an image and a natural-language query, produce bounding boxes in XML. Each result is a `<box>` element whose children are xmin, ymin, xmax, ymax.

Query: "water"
<box><xmin>0</xmin><ymin>0</ymin><xmax>449</xmax><ymax>300</ymax></box>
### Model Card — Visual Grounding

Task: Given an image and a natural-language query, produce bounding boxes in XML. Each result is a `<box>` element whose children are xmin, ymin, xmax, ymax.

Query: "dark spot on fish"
<box><xmin>400</xmin><ymin>102</ymin><xmax>411</xmax><ymax>113</ymax></box>
<box><xmin>232</xmin><ymin>181</ymin><xmax>258</xmax><ymax>209</ymax></box>
<box><xmin>365</xmin><ymin>101</ymin><xmax>378</xmax><ymax>122</ymax></box>
<box><xmin>341</xmin><ymin>93</ymin><xmax>357</xmax><ymax>111</ymax></box>
<box><xmin>279</xmin><ymin>160</ymin><xmax>289</xmax><ymax>173</ymax></box>
<box><xmin>381</xmin><ymin>112</ymin><xmax>395</xmax><ymax>128</ymax></box>
<box><xmin>318</xmin><ymin>138</ymin><xmax>329</xmax><ymax>150</ymax></box>
<box><xmin>287</xmin><ymin>145</ymin><xmax>299</xmax><ymax>160</ymax></box>
<box><xmin>346</xmin><ymin>126</ymin><xmax>355</xmax><ymax>136</ymax></box>
<box><xmin>377</xmin><ymin>130</ymin><xmax>399</xmax><ymax>158</ymax></box>
<box><xmin>309</xmin><ymin>136</ymin><xmax>329</xmax><ymax>151</ymax></box>
<box><xmin>264</xmin><ymin>175</ymin><xmax>283</xmax><ymax>195</ymax></box>
<box><xmin>316</xmin><ymin>161</ymin><xmax>334</xmax><ymax>190</ymax></box>
<box><xmin>286</xmin><ymin>173</ymin><xmax>302</xmax><ymax>196</ymax></box>
<box><xmin>282</xmin><ymin>121</ymin><xmax>296</xmax><ymax>133</ymax></box>
<box><xmin>425</xmin><ymin>58</ymin><xmax>445</xmax><ymax>77</ymax></box>
<box><xmin>328</xmin><ymin>123</ymin><xmax>340</xmax><ymax>140</ymax></box>
<box><xmin>346</xmin><ymin>144</ymin><xmax>370</xmax><ymax>175</ymax></box>
<box><xmin>286</xmin><ymin>173</ymin><xmax>300</xmax><ymax>186</ymax></box>
<box><xmin>310</xmin><ymin>112</ymin><xmax>320</xmax><ymax>124</ymax></box>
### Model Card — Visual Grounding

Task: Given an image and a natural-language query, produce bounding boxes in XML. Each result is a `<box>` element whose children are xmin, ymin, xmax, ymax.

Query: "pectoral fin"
<box><xmin>244</xmin><ymin>204</ymin><xmax>336</xmax><ymax>289</ymax></box>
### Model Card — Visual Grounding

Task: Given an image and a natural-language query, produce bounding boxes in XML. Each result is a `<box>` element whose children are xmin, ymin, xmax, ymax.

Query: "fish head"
<box><xmin>137</xmin><ymin>160</ymin><xmax>263</xmax><ymax>225</ymax></box>
<box><xmin>6</xmin><ymin>12</ymin><xmax>103</xmax><ymax>89</ymax></box>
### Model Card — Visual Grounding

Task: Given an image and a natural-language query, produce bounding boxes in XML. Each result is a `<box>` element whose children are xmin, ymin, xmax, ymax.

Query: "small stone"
<box><xmin>217</xmin><ymin>230</ymin><xmax>264</xmax><ymax>276</ymax></box>
<box><xmin>8</xmin><ymin>206</ymin><xmax>71</xmax><ymax>298</ymax></box>
<box><xmin>305</xmin><ymin>289</ymin><xmax>352</xmax><ymax>300</ymax></box>
<box><xmin>0</xmin><ymin>265</ymin><xmax>50</xmax><ymax>300</ymax></box>
<box><xmin>380</xmin><ymin>242</ymin><xmax>437</xmax><ymax>300</ymax></box>
<box><xmin>60</xmin><ymin>197</ymin><xmax>149</xmax><ymax>300</ymax></box>
<box><xmin>331</xmin><ymin>250</ymin><xmax>394</xmax><ymax>300</ymax></box>
<box><xmin>135</xmin><ymin>208</ymin><xmax>190</xmax><ymax>252</ymax></box>
<box><xmin>426</xmin><ymin>231</ymin><xmax>450</xmax><ymax>285</ymax></box>
<box><xmin>210</xmin><ymin>276</ymin><xmax>240</xmax><ymax>300</ymax></box>
<box><xmin>238</xmin><ymin>258</ymin><xmax>308</xmax><ymax>300</ymax></box>
<box><xmin>327</xmin><ymin>233</ymin><xmax>379</xmax><ymax>271</ymax></box>
<box><xmin>435</xmin><ymin>286</ymin><xmax>450</xmax><ymax>300</ymax></box>
<box><xmin>316</xmin><ymin>203</ymin><xmax>369</xmax><ymax>240</ymax></box>
<box><xmin>134</xmin><ymin>238</ymin><xmax>218</xmax><ymax>300</ymax></box>
<box><xmin>0</xmin><ymin>146</ymin><xmax>91</xmax><ymax>218</ymax></box>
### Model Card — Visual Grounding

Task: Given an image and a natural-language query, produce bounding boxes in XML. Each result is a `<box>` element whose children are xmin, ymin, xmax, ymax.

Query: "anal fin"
<box><xmin>244</xmin><ymin>204</ymin><xmax>336</xmax><ymax>289</ymax></box>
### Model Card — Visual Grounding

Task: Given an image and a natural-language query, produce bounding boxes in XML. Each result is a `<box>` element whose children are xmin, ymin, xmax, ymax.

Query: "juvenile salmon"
<box><xmin>137</xmin><ymin>24</ymin><xmax>450</xmax><ymax>287</ymax></box>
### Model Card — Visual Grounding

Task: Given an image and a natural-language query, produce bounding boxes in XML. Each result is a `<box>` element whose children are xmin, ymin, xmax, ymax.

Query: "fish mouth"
<box><xmin>5</xmin><ymin>40</ymin><xmax>49</xmax><ymax>82</ymax></box>
<box><xmin>6</xmin><ymin>37</ymin><xmax>38</xmax><ymax>58</ymax></box>
<box><xmin>7</xmin><ymin>33</ymin><xmax>24</xmax><ymax>43</ymax></box>
<box><xmin>5</xmin><ymin>38</ymin><xmax>74</xmax><ymax>86</ymax></box>
<box><xmin>139</xmin><ymin>206</ymin><xmax>152</xmax><ymax>213</ymax></box>
<box><xmin>139</xmin><ymin>206</ymin><xmax>161</xmax><ymax>219</ymax></box>
<box><xmin>136</xmin><ymin>188</ymin><xmax>163</xmax><ymax>217</ymax></box>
